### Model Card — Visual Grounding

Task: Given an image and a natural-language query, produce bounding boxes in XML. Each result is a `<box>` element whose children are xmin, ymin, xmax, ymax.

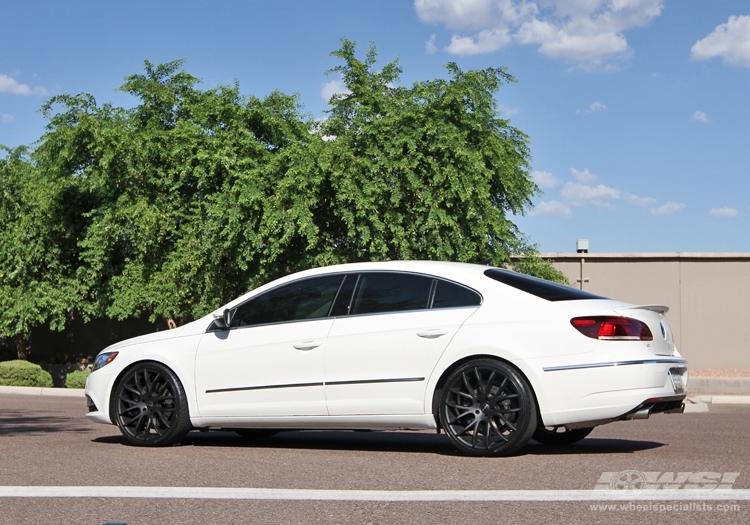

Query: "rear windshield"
<box><xmin>484</xmin><ymin>268</ymin><xmax>606</xmax><ymax>302</ymax></box>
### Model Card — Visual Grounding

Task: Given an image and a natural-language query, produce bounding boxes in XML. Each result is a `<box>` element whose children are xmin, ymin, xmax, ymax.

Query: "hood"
<box><xmin>99</xmin><ymin>326</ymin><xmax>186</xmax><ymax>355</ymax></box>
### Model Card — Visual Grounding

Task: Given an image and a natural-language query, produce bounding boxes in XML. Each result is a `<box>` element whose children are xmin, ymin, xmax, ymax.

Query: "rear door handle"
<box><xmin>293</xmin><ymin>341</ymin><xmax>322</xmax><ymax>351</ymax></box>
<box><xmin>417</xmin><ymin>329</ymin><xmax>448</xmax><ymax>339</ymax></box>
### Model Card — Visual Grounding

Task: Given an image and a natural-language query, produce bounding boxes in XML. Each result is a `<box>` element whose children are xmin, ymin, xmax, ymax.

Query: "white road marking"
<box><xmin>0</xmin><ymin>487</ymin><xmax>749</xmax><ymax>501</ymax></box>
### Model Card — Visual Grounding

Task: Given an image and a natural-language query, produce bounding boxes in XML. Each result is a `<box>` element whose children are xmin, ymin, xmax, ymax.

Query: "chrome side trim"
<box><xmin>206</xmin><ymin>377</ymin><xmax>425</xmax><ymax>394</ymax></box>
<box><xmin>542</xmin><ymin>359</ymin><xmax>688</xmax><ymax>372</ymax></box>
<box><xmin>326</xmin><ymin>377</ymin><xmax>425</xmax><ymax>387</ymax></box>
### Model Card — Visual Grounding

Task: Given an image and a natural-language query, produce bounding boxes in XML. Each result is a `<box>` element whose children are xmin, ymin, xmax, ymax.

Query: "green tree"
<box><xmin>1</xmin><ymin>43</ymin><xmax>565</xmax><ymax>357</ymax></box>
<box><xmin>317</xmin><ymin>39</ymin><xmax>556</xmax><ymax>272</ymax></box>
<box><xmin>0</xmin><ymin>146</ymin><xmax>86</xmax><ymax>358</ymax></box>
<box><xmin>36</xmin><ymin>60</ymin><xmax>326</xmax><ymax>327</ymax></box>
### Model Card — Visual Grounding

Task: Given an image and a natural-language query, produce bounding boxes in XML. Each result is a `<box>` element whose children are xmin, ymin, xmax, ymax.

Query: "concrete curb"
<box><xmin>688</xmin><ymin>376</ymin><xmax>750</xmax><ymax>395</ymax></box>
<box><xmin>0</xmin><ymin>385</ymin><xmax>85</xmax><ymax>397</ymax></box>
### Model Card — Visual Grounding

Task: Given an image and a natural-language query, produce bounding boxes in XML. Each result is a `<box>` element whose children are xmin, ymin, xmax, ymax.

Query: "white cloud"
<box><xmin>415</xmin><ymin>0</ymin><xmax>664</xmax><ymax>66</ymax></box>
<box><xmin>530</xmin><ymin>200</ymin><xmax>572</xmax><ymax>218</ymax></box>
<box><xmin>623</xmin><ymin>192</ymin><xmax>656</xmax><ymax>206</ymax></box>
<box><xmin>499</xmin><ymin>104</ymin><xmax>520</xmax><ymax>115</ymax></box>
<box><xmin>321</xmin><ymin>79</ymin><xmax>350</xmax><ymax>102</ymax></box>
<box><xmin>710</xmin><ymin>207</ymin><xmax>738</xmax><ymax>218</ymax></box>
<box><xmin>561</xmin><ymin>181</ymin><xmax>620</xmax><ymax>206</ymax></box>
<box><xmin>650</xmin><ymin>201</ymin><xmax>684</xmax><ymax>216</ymax></box>
<box><xmin>577</xmin><ymin>101</ymin><xmax>607</xmax><ymax>114</ymax></box>
<box><xmin>426</xmin><ymin>34</ymin><xmax>439</xmax><ymax>53</ymax></box>
<box><xmin>446</xmin><ymin>28</ymin><xmax>514</xmax><ymax>54</ymax></box>
<box><xmin>570</xmin><ymin>167</ymin><xmax>597</xmax><ymax>184</ymax></box>
<box><xmin>691</xmin><ymin>15</ymin><xmax>750</xmax><ymax>67</ymax></box>
<box><xmin>1</xmin><ymin>113</ymin><xmax>13</xmax><ymax>122</ymax></box>
<box><xmin>0</xmin><ymin>74</ymin><xmax>47</xmax><ymax>96</ymax></box>
<box><xmin>530</xmin><ymin>165</ymin><xmax>658</xmax><ymax>216</ymax></box>
<box><xmin>692</xmin><ymin>110</ymin><xmax>709</xmax><ymax>123</ymax></box>
<box><xmin>532</xmin><ymin>170</ymin><xmax>559</xmax><ymax>189</ymax></box>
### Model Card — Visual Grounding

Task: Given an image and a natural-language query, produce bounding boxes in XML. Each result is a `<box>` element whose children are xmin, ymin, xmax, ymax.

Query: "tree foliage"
<box><xmin>0</xmin><ymin>40</ymin><xmax>565</xmax><ymax>351</ymax></box>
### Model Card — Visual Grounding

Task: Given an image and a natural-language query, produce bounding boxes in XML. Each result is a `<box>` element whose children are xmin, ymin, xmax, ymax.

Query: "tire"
<box><xmin>532</xmin><ymin>426</ymin><xmax>593</xmax><ymax>446</ymax></box>
<box><xmin>230</xmin><ymin>429</ymin><xmax>280</xmax><ymax>439</ymax></box>
<box><xmin>439</xmin><ymin>359</ymin><xmax>537</xmax><ymax>457</ymax></box>
<box><xmin>112</xmin><ymin>361</ymin><xmax>191</xmax><ymax>447</ymax></box>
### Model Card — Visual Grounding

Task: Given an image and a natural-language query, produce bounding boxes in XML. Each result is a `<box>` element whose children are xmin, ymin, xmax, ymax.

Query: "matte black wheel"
<box><xmin>113</xmin><ymin>362</ymin><xmax>191</xmax><ymax>447</ymax></box>
<box><xmin>230</xmin><ymin>429</ymin><xmax>280</xmax><ymax>439</ymax></box>
<box><xmin>532</xmin><ymin>425</ymin><xmax>593</xmax><ymax>446</ymax></box>
<box><xmin>439</xmin><ymin>359</ymin><xmax>537</xmax><ymax>457</ymax></box>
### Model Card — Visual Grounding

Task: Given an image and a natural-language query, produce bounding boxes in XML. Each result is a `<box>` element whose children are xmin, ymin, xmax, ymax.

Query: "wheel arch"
<box><xmin>430</xmin><ymin>354</ymin><xmax>542</xmax><ymax>430</ymax></box>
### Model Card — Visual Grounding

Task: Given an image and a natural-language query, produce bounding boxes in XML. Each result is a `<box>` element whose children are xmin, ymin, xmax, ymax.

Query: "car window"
<box><xmin>231</xmin><ymin>274</ymin><xmax>345</xmax><ymax>328</ymax></box>
<box><xmin>484</xmin><ymin>268</ymin><xmax>605</xmax><ymax>301</ymax></box>
<box><xmin>432</xmin><ymin>280</ymin><xmax>481</xmax><ymax>308</ymax></box>
<box><xmin>350</xmin><ymin>272</ymin><xmax>433</xmax><ymax>315</ymax></box>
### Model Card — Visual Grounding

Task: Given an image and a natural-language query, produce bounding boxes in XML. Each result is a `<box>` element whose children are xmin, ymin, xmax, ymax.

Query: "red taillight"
<box><xmin>571</xmin><ymin>316</ymin><xmax>653</xmax><ymax>341</ymax></box>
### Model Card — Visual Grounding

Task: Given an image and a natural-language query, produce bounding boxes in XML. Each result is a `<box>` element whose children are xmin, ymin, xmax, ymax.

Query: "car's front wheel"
<box><xmin>439</xmin><ymin>359</ymin><xmax>537</xmax><ymax>457</ymax></box>
<box><xmin>112</xmin><ymin>362</ymin><xmax>191</xmax><ymax>447</ymax></box>
<box><xmin>532</xmin><ymin>425</ymin><xmax>593</xmax><ymax>446</ymax></box>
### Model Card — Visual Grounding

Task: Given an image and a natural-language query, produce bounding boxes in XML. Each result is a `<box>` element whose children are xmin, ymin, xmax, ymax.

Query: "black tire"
<box><xmin>439</xmin><ymin>359</ymin><xmax>537</xmax><ymax>457</ymax></box>
<box><xmin>230</xmin><ymin>429</ymin><xmax>280</xmax><ymax>439</ymax></box>
<box><xmin>532</xmin><ymin>425</ymin><xmax>593</xmax><ymax>446</ymax></box>
<box><xmin>112</xmin><ymin>361</ymin><xmax>191</xmax><ymax>447</ymax></box>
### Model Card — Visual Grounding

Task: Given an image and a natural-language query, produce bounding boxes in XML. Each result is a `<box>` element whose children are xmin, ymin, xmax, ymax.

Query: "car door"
<box><xmin>194</xmin><ymin>274</ymin><xmax>344</xmax><ymax>418</ymax></box>
<box><xmin>324</xmin><ymin>272</ymin><xmax>481</xmax><ymax>415</ymax></box>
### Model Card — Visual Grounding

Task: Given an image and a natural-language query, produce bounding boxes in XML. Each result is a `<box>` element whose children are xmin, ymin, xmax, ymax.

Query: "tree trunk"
<box><xmin>16</xmin><ymin>334</ymin><xmax>28</xmax><ymax>360</ymax></box>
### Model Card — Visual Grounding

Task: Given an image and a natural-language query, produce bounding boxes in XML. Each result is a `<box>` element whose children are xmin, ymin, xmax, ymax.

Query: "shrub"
<box><xmin>65</xmin><ymin>369</ymin><xmax>91</xmax><ymax>389</ymax></box>
<box><xmin>0</xmin><ymin>360</ymin><xmax>53</xmax><ymax>387</ymax></box>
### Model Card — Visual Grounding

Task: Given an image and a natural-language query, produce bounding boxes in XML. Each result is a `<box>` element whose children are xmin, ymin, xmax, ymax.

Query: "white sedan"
<box><xmin>85</xmin><ymin>261</ymin><xmax>688</xmax><ymax>456</ymax></box>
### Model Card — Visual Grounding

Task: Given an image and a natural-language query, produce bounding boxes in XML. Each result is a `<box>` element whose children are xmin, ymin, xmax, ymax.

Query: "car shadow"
<box><xmin>524</xmin><ymin>437</ymin><xmax>665</xmax><ymax>455</ymax></box>
<box><xmin>92</xmin><ymin>430</ymin><xmax>664</xmax><ymax>456</ymax></box>
<box><xmin>0</xmin><ymin>410</ymin><xmax>93</xmax><ymax>436</ymax></box>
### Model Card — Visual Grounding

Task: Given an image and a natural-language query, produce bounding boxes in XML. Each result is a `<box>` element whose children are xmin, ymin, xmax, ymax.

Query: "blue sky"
<box><xmin>2</xmin><ymin>1</ymin><xmax>748</xmax><ymax>253</ymax></box>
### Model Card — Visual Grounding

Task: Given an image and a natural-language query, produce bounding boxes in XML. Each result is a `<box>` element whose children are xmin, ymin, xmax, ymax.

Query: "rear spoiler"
<box><xmin>619</xmin><ymin>304</ymin><xmax>669</xmax><ymax>314</ymax></box>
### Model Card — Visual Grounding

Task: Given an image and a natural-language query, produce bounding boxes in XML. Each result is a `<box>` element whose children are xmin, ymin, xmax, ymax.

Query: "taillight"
<box><xmin>571</xmin><ymin>316</ymin><xmax>653</xmax><ymax>341</ymax></box>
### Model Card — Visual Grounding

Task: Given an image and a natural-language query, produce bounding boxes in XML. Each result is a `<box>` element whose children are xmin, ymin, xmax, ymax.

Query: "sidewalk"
<box><xmin>0</xmin><ymin>385</ymin><xmax>84</xmax><ymax>397</ymax></box>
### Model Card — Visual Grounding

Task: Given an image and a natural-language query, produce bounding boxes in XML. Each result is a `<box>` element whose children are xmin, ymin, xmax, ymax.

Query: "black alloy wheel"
<box><xmin>439</xmin><ymin>359</ymin><xmax>537</xmax><ymax>457</ymax></box>
<box><xmin>113</xmin><ymin>362</ymin><xmax>191</xmax><ymax>447</ymax></box>
<box><xmin>532</xmin><ymin>425</ymin><xmax>593</xmax><ymax>446</ymax></box>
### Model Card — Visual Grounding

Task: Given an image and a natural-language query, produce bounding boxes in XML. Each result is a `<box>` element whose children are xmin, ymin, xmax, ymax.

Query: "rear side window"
<box><xmin>350</xmin><ymin>273</ymin><xmax>433</xmax><ymax>315</ymax></box>
<box><xmin>231</xmin><ymin>274</ymin><xmax>345</xmax><ymax>327</ymax></box>
<box><xmin>432</xmin><ymin>280</ymin><xmax>482</xmax><ymax>308</ymax></box>
<box><xmin>484</xmin><ymin>268</ymin><xmax>605</xmax><ymax>301</ymax></box>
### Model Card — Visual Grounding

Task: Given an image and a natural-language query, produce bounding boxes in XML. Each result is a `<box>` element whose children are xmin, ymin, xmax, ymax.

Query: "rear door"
<box><xmin>324</xmin><ymin>272</ymin><xmax>481</xmax><ymax>415</ymax></box>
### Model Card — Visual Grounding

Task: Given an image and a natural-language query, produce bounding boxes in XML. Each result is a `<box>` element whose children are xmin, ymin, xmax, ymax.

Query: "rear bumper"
<box><xmin>531</xmin><ymin>357</ymin><xmax>688</xmax><ymax>427</ymax></box>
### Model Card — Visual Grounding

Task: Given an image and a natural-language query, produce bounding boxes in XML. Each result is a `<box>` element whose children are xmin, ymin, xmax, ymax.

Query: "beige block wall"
<box><xmin>537</xmin><ymin>254</ymin><xmax>750</xmax><ymax>370</ymax></box>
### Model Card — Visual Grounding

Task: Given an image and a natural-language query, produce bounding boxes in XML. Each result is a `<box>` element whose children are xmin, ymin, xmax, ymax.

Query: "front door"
<box><xmin>194</xmin><ymin>274</ymin><xmax>344</xmax><ymax>417</ymax></box>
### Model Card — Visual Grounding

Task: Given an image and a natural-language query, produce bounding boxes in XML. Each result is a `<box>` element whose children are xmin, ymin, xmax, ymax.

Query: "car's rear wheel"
<box><xmin>113</xmin><ymin>362</ymin><xmax>191</xmax><ymax>447</ymax></box>
<box><xmin>532</xmin><ymin>425</ymin><xmax>593</xmax><ymax>446</ymax></box>
<box><xmin>439</xmin><ymin>359</ymin><xmax>536</xmax><ymax>457</ymax></box>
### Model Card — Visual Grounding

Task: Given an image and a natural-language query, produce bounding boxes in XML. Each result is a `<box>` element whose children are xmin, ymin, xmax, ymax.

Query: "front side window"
<box><xmin>230</xmin><ymin>274</ymin><xmax>345</xmax><ymax>328</ymax></box>
<box><xmin>350</xmin><ymin>273</ymin><xmax>433</xmax><ymax>315</ymax></box>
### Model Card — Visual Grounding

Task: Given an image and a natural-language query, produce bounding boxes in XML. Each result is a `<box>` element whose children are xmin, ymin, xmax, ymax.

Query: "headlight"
<box><xmin>92</xmin><ymin>351</ymin><xmax>119</xmax><ymax>371</ymax></box>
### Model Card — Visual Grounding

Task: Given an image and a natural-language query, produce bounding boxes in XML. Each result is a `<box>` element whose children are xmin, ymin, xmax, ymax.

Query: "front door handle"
<box><xmin>293</xmin><ymin>341</ymin><xmax>322</xmax><ymax>351</ymax></box>
<box><xmin>417</xmin><ymin>329</ymin><xmax>448</xmax><ymax>339</ymax></box>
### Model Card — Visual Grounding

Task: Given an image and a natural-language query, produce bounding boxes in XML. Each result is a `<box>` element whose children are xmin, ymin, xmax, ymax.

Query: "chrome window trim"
<box><xmin>542</xmin><ymin>359</ymin><xmax>688</xmax><ymax>372</ymax></box>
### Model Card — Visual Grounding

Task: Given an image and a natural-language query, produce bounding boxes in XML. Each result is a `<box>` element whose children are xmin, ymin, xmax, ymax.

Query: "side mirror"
<box><xmin>212</xmin><ymin>309</ymin><xmax>232</xmax><ymax>330</ymax></box>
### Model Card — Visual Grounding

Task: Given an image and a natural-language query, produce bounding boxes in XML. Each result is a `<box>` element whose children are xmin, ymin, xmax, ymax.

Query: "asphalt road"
<box><xmin>1</xmin><ymin>394</ymin><xmax>748</xmax><ymax>525</ymax></box>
